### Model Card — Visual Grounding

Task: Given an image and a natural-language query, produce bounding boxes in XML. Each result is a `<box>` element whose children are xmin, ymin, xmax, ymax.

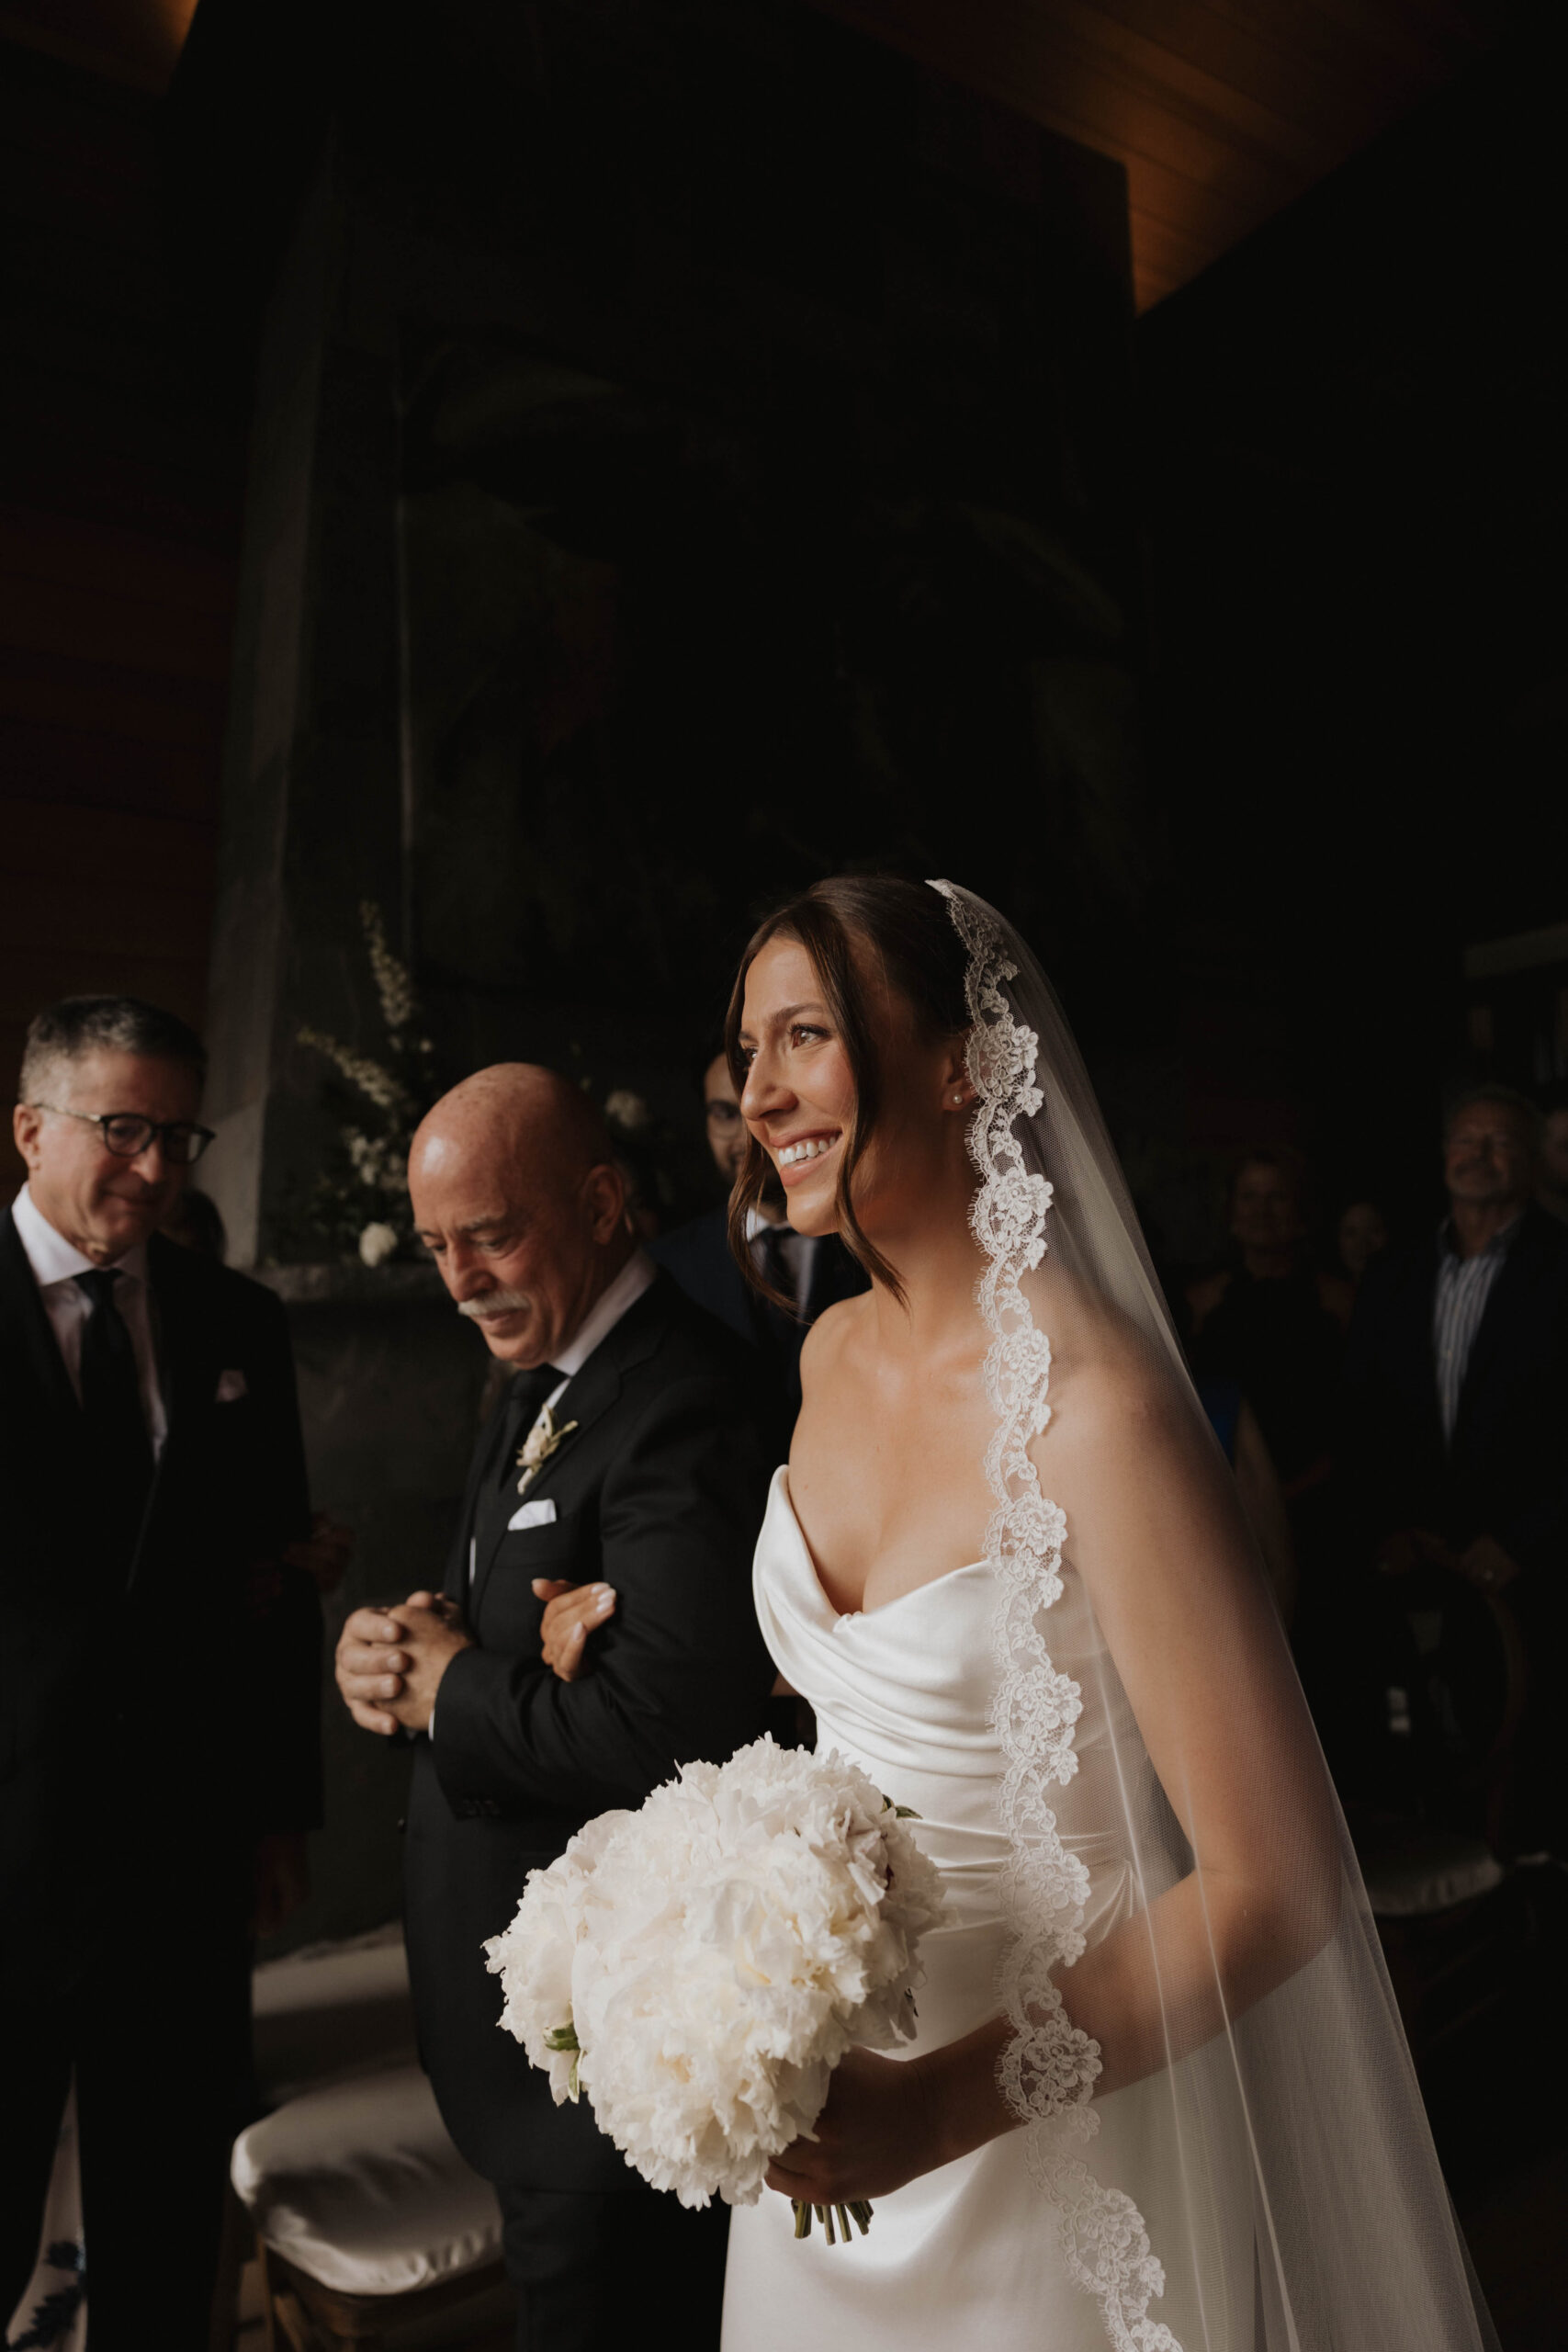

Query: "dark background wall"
<box><xmin>181</xmin><ymin>0</ymin><xmax>1147</xmax><ymax>1273</ymax></box>
<box><xmin>1139</xmin><ymin>20</ymin><xmax>1567</xmax><ymax>1249</ymax></box>
<box><xmin>0</xmin><ymin>38</ymin><xmax>243</xmax><ymax>1164</ymax></box>
<box><xmin>2</xmin><ymin>0</ymin><xmax>1562</xmax><ymax>1949</ymax></box>
<box><xmin>5</xmin><ymin>0</ymin><xmax>1559</xmax><ymax>1233</ymax></box>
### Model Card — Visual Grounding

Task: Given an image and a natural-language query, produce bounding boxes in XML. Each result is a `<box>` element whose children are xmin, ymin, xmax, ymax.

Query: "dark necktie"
<box><xmin>75</xmin><ymin>1268</ymin><xmax>154</xmax><ymax>1567</ymax></box>
<box><xmin>467</xmin><ymin>1363</ymin><xmax>566</xmax><ymax>1596</ymax></box>
<box><xmin>498</xmin><ymin>1363</ymin><xmax>566</xmax><ymax>1487</ymax></box>
<box><xmin>755</xmin><ymin>1225</ymin><xmax>799</xmax><ymax>1322</ymax></box>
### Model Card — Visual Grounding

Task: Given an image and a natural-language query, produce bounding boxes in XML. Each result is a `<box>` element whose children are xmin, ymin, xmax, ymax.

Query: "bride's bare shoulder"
<box><xmin>1034</xmin><ymin>1293</ymin><xmax>1191</xmax><ymax>1463</ymax></box>
<box><xmin>797</xmin><ymin>1290</ymin><xmax>871</xmax><ymax>1397</ymax></box>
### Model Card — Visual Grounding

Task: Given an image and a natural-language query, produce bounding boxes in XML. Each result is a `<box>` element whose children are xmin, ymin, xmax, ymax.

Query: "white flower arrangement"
<box><xmin>292</xmin><ymin>903</ymin><xmax>437</xmax><ymax>1262</ymax></box>
<box><xmin>298</xmin><ymin>1030</ymin><xmax>414</xmax><ymax>1120</ymax></box>
<box><xmin>484</xmin><ymin>1735</ymin><xmax>948</xmax><ymax>2241</ymax></box>
<box><xmin>604</xmin><ymin>1088</ymin><xmax>651</xmax><ymax>1131</ymax></box>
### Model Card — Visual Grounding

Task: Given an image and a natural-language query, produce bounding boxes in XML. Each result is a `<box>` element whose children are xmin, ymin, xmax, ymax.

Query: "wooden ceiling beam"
<box><xmin>811</xmin><ymin>0</ymin><xmax>1504</xmax><ymax>306</ymax></box>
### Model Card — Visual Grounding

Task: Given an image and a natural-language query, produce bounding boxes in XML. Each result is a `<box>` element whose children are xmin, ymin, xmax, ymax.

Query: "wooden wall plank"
<box><xmin>0</xmin><ymin>718</ymin><xmax>217</xmax><ymax>819</ymax></box>
<box><xmin>0</xmin><ymin>791</ymin><xmax>215</xmax><ymax>880</ymax></box>
<box><xmin>0</xmin><ymin>946</ymin><xmax>209</xmax><ymax>1029</ymax></box>
<box><xmin>0</xmin><ymin>436</ymin><xmax>240</xmax><ymax>548</ymax></box>
<box><xmin>0</xmin><ymin>572</ymin><xmax>233</xmax><ymax>684</ymax></box>
<box><xmin>0</xmin><ymin>507</ymin><xmax>234</xmax><ymax>610</ymax></box>
<box><xmin>0</xmin><ymin>646</ymin><xmax>227</xmax><ymax>750</ymax></box>
<box><xmin>0</xmin><ymin>874</ymin><xmax>215</xmax><ymax>965</ymax></box>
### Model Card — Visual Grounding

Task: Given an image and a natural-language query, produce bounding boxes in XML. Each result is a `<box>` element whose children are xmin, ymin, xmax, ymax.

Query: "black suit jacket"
<box><xmin>0</xmin><ymin>1212</ymin><xmax>321</xmax><ymax>2000</ymax></box>
<box><xmin>403</xmin><ymin>1269</ymin><xmax>776</xmax><ymax>2190</ymax></box>
<box><xmin>1338</xmin><ymin>1204</ymin><xmax>1568</xmax><ymax>1585</ymax></box>
<box><xmin>650</xmin><ymin>1207</ymin><xmax>868</xmax><ymax>1426</ymax></box>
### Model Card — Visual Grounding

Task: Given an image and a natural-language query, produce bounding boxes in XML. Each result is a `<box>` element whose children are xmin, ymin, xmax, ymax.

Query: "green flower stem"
<box><xmin>791</xmin><ymin>2198</ymin><xmax>874</xmax><ymax>2244</ymax></box>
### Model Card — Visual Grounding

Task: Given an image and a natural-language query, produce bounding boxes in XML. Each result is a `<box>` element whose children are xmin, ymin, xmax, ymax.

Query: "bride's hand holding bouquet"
<box><xmin>485</xmin><ymin>1735</ymin><xmax>949</xmax><ymax>2244</ymax></box>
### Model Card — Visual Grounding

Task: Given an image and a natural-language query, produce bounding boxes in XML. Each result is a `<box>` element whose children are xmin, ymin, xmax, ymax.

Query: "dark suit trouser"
<box><xmin>496</xmin><ymin>2180</ymin><xmax>728</xmax><ymax>2352</ymax></box>
<box><xmin>1</xmin><ymin>1893</ymin><xmax>252</xmax><ymax>2350</ymax></box>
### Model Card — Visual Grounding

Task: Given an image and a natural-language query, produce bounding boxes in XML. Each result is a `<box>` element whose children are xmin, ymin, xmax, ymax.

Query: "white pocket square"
<box><xmin>215</xmin><ymin>1368</ymin><xmax>248</xmax><ymax>1403</ymax></box>
<box><xmin>507</xmin><ymin>1498</ymin><xmax>558</xmax><ymax>1532</ymax></box>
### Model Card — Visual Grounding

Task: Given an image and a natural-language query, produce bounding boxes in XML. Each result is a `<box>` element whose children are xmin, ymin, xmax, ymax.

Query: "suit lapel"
<box><xmin>0</xmin><ymin>1206</ymin><xmax>81</xmax><ymax>1435</ymax></box>
<box><xmin>1451</xmin><ymin>1216</ymin><xmax>1537</xmax><ymax>1447</ymax></box>
<box><xmin>470</xmin><ymin>1350</ymin><xmax>624</xmax><ymax>1625</ymax></box>
<box><xmin>468</xmin><ymin>1279</ymin><xmax>671</xmax><ymax>1623</ymax></box>
<box><xmin>1395</xmin><ymin>1239</ymin><xmax>1445</xmax><ymax>1454</ymax></box>
<box><xmin>449</xmin><ymin>1399</ymin><xmax>511</xmax><ymax>1601</ymax></box>
<box><xmin>130</xmin><ymin>1235</ymin><xmax>207</xmax><ymax>1589</ymax></box>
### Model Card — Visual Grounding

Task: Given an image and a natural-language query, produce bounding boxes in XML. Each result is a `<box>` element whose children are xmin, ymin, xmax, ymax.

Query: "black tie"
<box><xmin>75</xmin><ymin>1268</ymin><xmax>154</xmax><ymax>1566</ymax></box>
<box><xmin>499</xmin><ymin>1363</ymin><xmax>565</xmax><ymax>1487</ymax></box>
<box><xmin>755</xmin><ymin>1225</ymin><xmax>798</xmax><ymax>1318</ymax></box>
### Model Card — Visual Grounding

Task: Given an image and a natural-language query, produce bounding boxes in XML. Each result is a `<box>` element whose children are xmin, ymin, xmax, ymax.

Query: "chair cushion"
<box><xmin>1354</xmin><ymin>1819</ymin><xmax>1505</xmax><ymax>1918</ymax></box>
<box><xmin>252</xmin><ymin>1922</ymin><xmax>417</xmax><ymax>2101</ymax></box>
<box><xmin>231</xmin><ymin>2064</ymin><xmax>502</xmax><ymax>2295</ymax></box>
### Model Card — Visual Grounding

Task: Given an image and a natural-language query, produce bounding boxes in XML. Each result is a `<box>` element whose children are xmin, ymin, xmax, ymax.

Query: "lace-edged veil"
<box><xmin>930</xmin><ymin>880</ymin><xmax>1495</xmax><ymax>2352</ymax></box>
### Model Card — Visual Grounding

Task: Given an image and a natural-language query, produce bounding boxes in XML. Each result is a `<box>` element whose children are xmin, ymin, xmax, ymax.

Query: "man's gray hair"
<box><xmin>1444</xmin><ymin>1080</ymin><xmax>1543</xmax><ymax>1148</ymax></box>
<box><xmin>18</xmin><ymin>996</ymin><xmax>208</xmax><ymax>1103</ymax></box>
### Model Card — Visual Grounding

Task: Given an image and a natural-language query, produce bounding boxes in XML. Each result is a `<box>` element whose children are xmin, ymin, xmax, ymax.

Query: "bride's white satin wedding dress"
<box><xmin>723</xmin><ymin>1467</ymin><xmax>1225</xmax><ymax>2352</ymax></box>
<box><xmin>723</xmin><ymin>883</ymin><xmax>1492</xmax><ymax>2352</ymax></box>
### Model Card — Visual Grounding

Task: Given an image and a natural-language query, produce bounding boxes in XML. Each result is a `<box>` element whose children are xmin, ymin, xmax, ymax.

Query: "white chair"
<box><xmin>233</xmin><ymin>1928</ymin><xmax>510</xmax><ymax>2352</ymax></box>
<box><xmin>252</xmin><ymin>1923</ymin><xmax>419</xmax><ymax>2102</ymax></box>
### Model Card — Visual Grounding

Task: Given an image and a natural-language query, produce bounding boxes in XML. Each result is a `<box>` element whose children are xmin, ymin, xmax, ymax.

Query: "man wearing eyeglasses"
<box><xmin>2</xmin><ymin>995</ymin><xmax>323</xmax><ymax>2347</ymax></box>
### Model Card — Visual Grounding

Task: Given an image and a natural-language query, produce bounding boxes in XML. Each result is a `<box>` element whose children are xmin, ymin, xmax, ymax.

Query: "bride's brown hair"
<box><xmin>722</xmin><ymin>876</ymin><xmax>971</xmax><ymax>1307</ymax></box>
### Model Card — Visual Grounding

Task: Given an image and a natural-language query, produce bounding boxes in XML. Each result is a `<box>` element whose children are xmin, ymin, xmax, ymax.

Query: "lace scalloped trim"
<box><xmin>932</xmin><ymin>882</ymin><xmax>1180</xmax><ymax>2352</ymax></box>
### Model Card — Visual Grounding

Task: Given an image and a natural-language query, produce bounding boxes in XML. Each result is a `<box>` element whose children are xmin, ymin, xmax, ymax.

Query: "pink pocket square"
<box><xmin>215</xmin><ymin>1368</ymin><xmax>248</xmax><ymax>1403</ymax></box>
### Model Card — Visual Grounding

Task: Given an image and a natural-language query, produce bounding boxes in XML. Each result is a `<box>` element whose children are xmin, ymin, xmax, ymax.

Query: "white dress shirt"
<box><xmin>11</xmin><ymin>1184</ymin><xmax>168</xmax><ymax>1458</ymax></box>
<box><xmin>1431</xmin><ymin>1214</ymin><xmax>1518</xmax><ymax>1447</ymax></box>
<box><xmin>539</xmin><ymin>1245</ymin><xmax>658</xmax><ymax>1410</ymax></box>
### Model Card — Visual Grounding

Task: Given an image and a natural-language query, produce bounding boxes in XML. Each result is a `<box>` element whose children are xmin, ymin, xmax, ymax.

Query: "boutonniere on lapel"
<box><xmin>516</xmin><ymin>1404</ymin><xmax>579</xmax><ymax>1496</ymax></box>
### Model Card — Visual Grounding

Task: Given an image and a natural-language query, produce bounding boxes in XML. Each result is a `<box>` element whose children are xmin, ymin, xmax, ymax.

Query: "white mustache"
<box><xmin>457</xmin><ymin>1289</ymin><xmax>531</xmax><ymax>1319</ymax></box>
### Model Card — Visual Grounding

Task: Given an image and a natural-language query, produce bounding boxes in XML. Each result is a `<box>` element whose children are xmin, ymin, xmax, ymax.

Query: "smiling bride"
<box><xmin>711</xmin><ymin>875</ymin><xmax>1495</xmax><ymax>2352</ymax></box>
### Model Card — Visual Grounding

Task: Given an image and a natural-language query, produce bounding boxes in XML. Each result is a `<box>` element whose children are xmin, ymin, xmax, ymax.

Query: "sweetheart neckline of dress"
<box><xmin>772</xmin><ymin>1465</ymin><xmax>990</xmax><ymax>1627</ymax></box>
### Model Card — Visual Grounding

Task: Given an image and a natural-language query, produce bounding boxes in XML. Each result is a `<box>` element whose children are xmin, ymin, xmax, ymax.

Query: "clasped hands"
<box><xmin>335</xmin><ymin>1579</ymin><xmax>620</xmax><ymax>1730</ymax></box>
<box><xmin>335</xmin><ymin>1591</ymin><xmax>474</xmax><ymax>1735</ymax></box>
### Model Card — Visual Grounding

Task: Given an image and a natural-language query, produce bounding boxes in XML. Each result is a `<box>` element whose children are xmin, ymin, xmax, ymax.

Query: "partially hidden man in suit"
<box><xmin>1339</xmin><ymin>1083</ymin><xmax>1568</xmax><ymax>1850</ymax></box>
<box><xmin>334</xmin><ymin>1065</ymin><xmax>774</xmax><ymax>2351</ymax></box>
<box><xmin>1</xmin><ymin>997</ymin><xmax>321</xmax><ymax>2346</ymax></box>
<box><xmin>652</xmin><ymin>1046</ymin><xmax>867</xmax><ymax>1426</ymax></box>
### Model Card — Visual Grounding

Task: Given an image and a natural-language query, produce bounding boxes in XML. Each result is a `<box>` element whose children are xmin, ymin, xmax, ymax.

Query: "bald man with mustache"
<box><xmin>335</xmin><ymin>1067</ymin><xmax>773</xmax><ymax>2350</ymax></box>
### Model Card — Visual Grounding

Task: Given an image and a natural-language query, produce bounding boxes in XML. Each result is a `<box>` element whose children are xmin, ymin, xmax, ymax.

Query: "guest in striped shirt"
<box><xmin>1338</xmin><ymin>1086</ymin><xmax>1568</xmax><ymax>1846</ymax></box>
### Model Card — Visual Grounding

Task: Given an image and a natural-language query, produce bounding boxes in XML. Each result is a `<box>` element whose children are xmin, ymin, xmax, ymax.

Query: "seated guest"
<box><xmin>1340</xmin><ymin>1084</ymin><xmax>1568</xmax><ymax>1850</ymax></box>
<box><xmin>651</xmin><ymin>1046</ymin><xmax>867</xmax><ymax>1422</ymax></box>
<box><xmin>1</xmin><ymin>997</ymin><xmax>321</xmax><ymax>2347</ymax></box>
<box><xmin>1189</xmin><ymin>1148</ymin><xmax>1350</xmax><ymax>1500</ymax></box>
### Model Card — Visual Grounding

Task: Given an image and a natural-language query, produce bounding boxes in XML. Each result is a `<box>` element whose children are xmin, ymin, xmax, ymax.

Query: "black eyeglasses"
<box><xmin>31</xmin><ymin>1104</ymin><xmax>216</xmax><ymax>1166</ymax></box>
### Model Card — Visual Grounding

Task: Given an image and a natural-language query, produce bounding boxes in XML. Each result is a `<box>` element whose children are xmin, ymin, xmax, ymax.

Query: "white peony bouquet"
<box><xmin>484</xmin><ymin>1734</ymin><xmax>948</xmax><ymax>2243</ymax></box>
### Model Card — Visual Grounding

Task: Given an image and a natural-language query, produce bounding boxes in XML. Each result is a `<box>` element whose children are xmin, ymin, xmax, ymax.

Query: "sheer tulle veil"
<box><xmin>929</xmin><ymin>880</ymin><xmax>1495</xmax><ymax>2351</ymax></box>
